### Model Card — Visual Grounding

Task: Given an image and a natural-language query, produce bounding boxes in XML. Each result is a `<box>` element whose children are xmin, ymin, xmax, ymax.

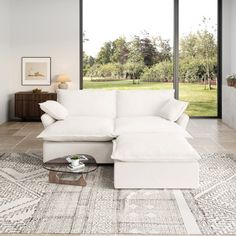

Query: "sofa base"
<box><xmin>43</xmin><ymin>141</ymin><xmax>113</xmax><ymax>163</ymax></box>
<box><xmin>114</xmin><ymin>161</ymin><xmax>199</xmax><ymax>189</ymax></box>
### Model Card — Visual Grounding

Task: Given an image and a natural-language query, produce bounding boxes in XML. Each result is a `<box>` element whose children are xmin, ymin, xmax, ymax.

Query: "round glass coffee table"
<box><xmin>43</xmin><ymin>154</ymin><xmax>97</xmax><ymax>186</ymax></box>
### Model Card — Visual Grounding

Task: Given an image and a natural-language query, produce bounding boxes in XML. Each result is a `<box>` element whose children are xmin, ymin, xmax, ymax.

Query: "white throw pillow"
<box><xmin>159</xmin><ymin>99</ymin><xmax>188</xmax><ymax>122</ymax></box>
<box><xmin>39</xmin><ymin>100</ymin><xmax>68</xmax><ymax>120</ymax></box>
<box><xmin>41</xmin><ymin>113</ymin><xmax>56</xmax><ymax>128</ymax></box>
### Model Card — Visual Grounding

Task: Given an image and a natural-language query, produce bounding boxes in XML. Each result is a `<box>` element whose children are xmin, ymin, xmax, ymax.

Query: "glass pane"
<box><xmin>179</xmin><ymin>0</ymin><xmax>218</xmax><ymax>116</ymax></box>
<box><xmin>83</xmin><ymin>0</ymin><xmax>173</xmax><ymax>90</ymax></box>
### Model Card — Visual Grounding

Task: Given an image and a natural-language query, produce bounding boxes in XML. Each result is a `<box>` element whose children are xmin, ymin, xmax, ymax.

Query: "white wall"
<box><xmin>6</xmin><ymin>0</ymin><xmax>80</xmax><ymax>119</ymax></box>
<box><xmin>0</xmin><ymin>0</ymin><xmax>11</xmax><ymax>123</ymax></box>
<box><xmin>222</xmin><ymin>0</ymin><xmax>236</xmax><ymax>129</ymax></box>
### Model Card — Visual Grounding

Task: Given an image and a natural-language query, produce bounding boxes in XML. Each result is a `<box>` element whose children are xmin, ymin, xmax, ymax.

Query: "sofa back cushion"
<box><xmin>117</xmin><ymin>90</ymin><xmax>175</xmax><ymax>117</ymax></box>
<box><xmin>57</xmin><ymin>89</ymin><xmax>116</xmax><ymax>118</ymax></box>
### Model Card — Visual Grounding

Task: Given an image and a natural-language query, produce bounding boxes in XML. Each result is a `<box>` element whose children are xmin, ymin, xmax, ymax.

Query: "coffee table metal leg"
<box><xmin>48</xmin><ymin>171</ymin><xmax>87</xmax><ymax>186</ymax></box>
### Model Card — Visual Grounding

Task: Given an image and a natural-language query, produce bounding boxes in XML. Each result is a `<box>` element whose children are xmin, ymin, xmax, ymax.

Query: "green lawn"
<box><xmin>83</xmin><ymin>78</ymin><xmax>217</xmax><ymax>117</ymax></box>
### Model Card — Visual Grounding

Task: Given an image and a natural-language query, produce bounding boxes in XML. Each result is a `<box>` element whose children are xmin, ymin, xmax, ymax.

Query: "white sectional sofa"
<box><xmin>38</xmin><ymin>89</ymin><xmax>200</xmax><ymax>189</ymax></box>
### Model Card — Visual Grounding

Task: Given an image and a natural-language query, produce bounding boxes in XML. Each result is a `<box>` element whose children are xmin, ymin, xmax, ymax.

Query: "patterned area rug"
<box><xmin>0</xmin><ymin>153</ymin><xmax>235</xmax><ymax>234</ymax></box>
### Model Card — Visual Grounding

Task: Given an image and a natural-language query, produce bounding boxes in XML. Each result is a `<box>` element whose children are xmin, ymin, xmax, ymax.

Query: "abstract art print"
<box><xmin>22</xmin><ymin>57</ymin><xmax>51</xmax><ymax>85</ymax></box>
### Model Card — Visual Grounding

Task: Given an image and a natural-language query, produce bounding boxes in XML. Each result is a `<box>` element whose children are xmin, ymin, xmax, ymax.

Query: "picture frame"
<box><xmin>21</xmin><ymin>57</ymin><xmax>51</xmax><ymax>86</ymax></box>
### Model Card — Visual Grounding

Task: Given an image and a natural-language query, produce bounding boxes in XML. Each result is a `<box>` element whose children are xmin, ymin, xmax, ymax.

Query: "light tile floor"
<box><xmin>0</xmin><ymin>122</ymin><xmax>43</xmax><ymax>153</ymax></box>
<box><xmin>187</xmin><ymin>119</ymin><xmax>236</xmax><ymax>153</ymax></box>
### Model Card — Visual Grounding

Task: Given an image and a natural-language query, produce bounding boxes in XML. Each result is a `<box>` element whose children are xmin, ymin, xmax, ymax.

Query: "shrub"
<box><xmin>123</xmin><ymin>62</ymin><xmax>145</xmax><ymax>80</ymax></box>
<box><xmin>87</xmin><ymin>63</ymin><xmax>123</xmax><ymax>79</ymax></box>
<box><xmin>141</xmin><ymin>61</ymin><xmax>173</xmax><ymax>82</ymax></box>
<box><xmin>179</xmin><ymin>57</ymin><xmax>217</xmax><ymax>83</ymax></box>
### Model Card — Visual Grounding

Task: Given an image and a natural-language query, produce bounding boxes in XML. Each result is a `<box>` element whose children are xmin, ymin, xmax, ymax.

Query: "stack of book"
<box><xmin>67</xmin><ymin>162</ymin><xmax>85</xmax><ymax>172</ymax></box>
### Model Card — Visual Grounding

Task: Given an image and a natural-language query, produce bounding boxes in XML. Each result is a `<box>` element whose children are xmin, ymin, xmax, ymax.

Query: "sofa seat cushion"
<box><xmin>111</xmin><ymin>133</ymin><xmax>200</xmax><ymax>162</ymax></box>
<box><xmin>115</xmin><ymin>116</ymin><xmax>192</xmax><ymax>138</ymax></box>
<box><xmin>38</xmin><ymin>116</ymin><xmax>115</xmax><ymax>142</ymax></box>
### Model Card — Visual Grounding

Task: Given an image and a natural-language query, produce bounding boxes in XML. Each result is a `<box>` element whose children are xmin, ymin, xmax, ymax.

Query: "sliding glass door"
<box><xmin>81</xmin><ymin>0</ymin><xmax>221</xmax><ymax>117</ymax></box>
<box><xmin>179</xmin><ymin>0</ymin><xmax>218</xmax><ymax>116</ymax></box>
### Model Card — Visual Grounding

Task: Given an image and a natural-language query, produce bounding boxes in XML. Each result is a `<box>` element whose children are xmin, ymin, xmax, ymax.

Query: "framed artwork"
<box><xmin>21</xmin><ymin>57</ymin><xmax>51</xmax><ymax>86</ymax></box>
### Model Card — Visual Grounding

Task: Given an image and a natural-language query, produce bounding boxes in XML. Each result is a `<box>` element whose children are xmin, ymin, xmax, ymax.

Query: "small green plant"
<box><xmin>71</xmin><ymin>155</ymin><xmax>80</xmax><ymax>160</ymax></box>
<box><xmin>226</xmin><ymin>74</ymin><xmax>236</xmax><ymax>87</ymax></box>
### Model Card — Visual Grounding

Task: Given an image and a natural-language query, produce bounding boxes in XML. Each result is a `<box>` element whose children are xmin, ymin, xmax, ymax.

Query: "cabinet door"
<box><xmin>15</xmin><ymin>93</ymin><xmax>57</xmax><ymax>120</ymax></box>
<box><xmin>27</xmin><ymin>98</ymin><xmax>41</xmax><ymax>118</ymax></box>
<box><xmin>15</xmin><ymin>94</ymin><xmax>24</xmax><ymax>117</ymax></box>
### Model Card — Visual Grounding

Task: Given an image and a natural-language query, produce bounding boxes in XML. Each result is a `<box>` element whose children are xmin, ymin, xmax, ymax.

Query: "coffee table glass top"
<box><xmin>43</xmin><ymin>154</ymin><xmax>98</xmax><ymax>174</ymax></box>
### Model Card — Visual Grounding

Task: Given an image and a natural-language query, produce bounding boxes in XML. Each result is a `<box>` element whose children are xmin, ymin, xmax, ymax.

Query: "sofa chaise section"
<box><xmin>112</xmin><ymin>134</ymin><xmax>200</xmax><ymax>189</ymax></box>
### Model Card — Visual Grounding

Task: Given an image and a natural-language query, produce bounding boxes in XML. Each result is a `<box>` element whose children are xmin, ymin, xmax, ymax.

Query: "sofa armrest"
<box><xmin>41</xmin><ymin>113</ymin><xmax>56</xmax><ymax>128</ymax></box>
<box><xmin>176</xmin><ymin>113</ymin><xmax>189</xmax><ymax>130</ymax></box>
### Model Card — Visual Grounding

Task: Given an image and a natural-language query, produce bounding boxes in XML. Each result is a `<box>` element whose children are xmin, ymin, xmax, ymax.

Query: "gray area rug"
<box><xmin>0</xmin><ymin>153</ymin><xmax>235</xmax><ymax>234</ymax></box>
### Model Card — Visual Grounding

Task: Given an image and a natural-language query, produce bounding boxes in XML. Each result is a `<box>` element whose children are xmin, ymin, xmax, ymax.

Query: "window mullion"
<box><xmin>173</xmin><ymin>0</ymin><xmax>179</xmax><ymax>99</ymax></box>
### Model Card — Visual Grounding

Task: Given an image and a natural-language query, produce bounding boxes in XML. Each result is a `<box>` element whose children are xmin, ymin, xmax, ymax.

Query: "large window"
<box><xmin>179</xmin><ymin>0</ymin><xmax>218</xmax><ymax>116</ymax></box>
<box><xmin>81</xmin><ymin>0</ymin><xmax>221</xmax><ymax>117</ymax></box>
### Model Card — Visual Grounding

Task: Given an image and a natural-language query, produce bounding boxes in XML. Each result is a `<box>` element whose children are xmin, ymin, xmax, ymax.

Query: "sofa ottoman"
<box><xmin>111</xmin><ymin>134</ymin><xmax>200</xmax><ymax>189</ymax></box>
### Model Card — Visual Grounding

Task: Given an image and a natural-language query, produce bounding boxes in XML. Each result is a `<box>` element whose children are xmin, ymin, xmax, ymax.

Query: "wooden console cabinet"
<box><xmin>15</xmin><ymin>92</ymin><xmax>57</xmax><ymax>121</ymax></box>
